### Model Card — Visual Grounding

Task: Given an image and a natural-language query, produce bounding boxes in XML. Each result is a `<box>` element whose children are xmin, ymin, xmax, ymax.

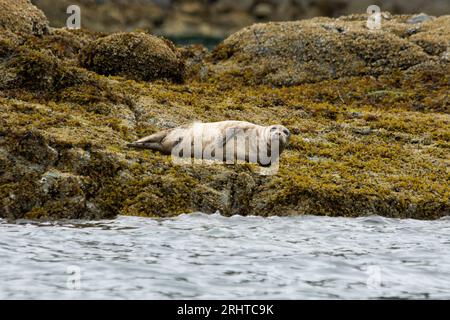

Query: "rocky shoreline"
<box><xmin>1</xmin><ymin>1</ymin><xmax>449</xmax><ymax>220</ymax></box>
<box><xmin>32</xmin><ymin>0</ymin><xmax>450</xmax><ymax>38</ymax></box>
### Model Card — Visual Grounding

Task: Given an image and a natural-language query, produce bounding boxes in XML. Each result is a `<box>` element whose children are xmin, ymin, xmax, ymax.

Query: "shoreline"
<box><xmin>1</xmin><ymin>1</ymin><xmax>449</xmax><ymax>220</ymax></box>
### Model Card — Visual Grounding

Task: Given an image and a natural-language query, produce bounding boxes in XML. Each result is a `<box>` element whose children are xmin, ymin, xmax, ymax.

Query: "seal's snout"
<box><xmin>270</xmin><ymin>125</ymin><xmax>290</xmax><ymax>143</ymax></box>
<box><xmin>278</xmin><ymin>126</ymin><xmax>291</xmax><ymax>147</ymax></box>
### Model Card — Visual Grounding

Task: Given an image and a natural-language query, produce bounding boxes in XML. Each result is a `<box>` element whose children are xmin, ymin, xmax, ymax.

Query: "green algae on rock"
<box><xmin>0</xmin><ymin>2</ymin><xmax>449</xmax><ymax>220</ymax></box>
<box><xmin>2</xmin><ymin>71</ymin><xmax>449</xmax><ymax>220</ymax></box>
<box><xmin>208</xmin><ymin>15</ymin><xmax>449</xmax><ymax>86</ymax></box>
<box><xmin>0</xmin><ymin>42</ymin><xmax>74</xmax><ymax>92</ymax></box>
<box><xmin>79</xmin><ymin>32</ymin><xmax>185</xmax><ymax>83</ymax></box>
<box><xmin>23</xmin><ymin>28</ymin><xmax>103</xmax><ymax>62</ymax></box>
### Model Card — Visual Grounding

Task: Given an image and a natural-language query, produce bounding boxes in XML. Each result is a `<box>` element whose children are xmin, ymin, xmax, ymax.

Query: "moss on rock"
<box><xmin>0</xmin><ymin>12</ymin><xmax>448</xmax><ymax>220</ymax></box>
<box><xmin>23</xmin><ymin>28</ymin><xmax>102</xmax><ymax>62</ymax></box>
<box><xmin>0</xmin><ymin>45</ymin><xmax>73</xmax><ymax>92</ymax></box>
<box><xmin>208</xmin><ymin>14</ymin><xmax>449</xmax><ymax>86</ymax></box>
<box><xmin>0</xmin><ymin>0</ymin><xmax>49</xmax><ymax>37</ymax></box>
<box><xmin>79</xmin><ymin>32</ymin><xmax>185</xmax><ymax>82</ymax></box>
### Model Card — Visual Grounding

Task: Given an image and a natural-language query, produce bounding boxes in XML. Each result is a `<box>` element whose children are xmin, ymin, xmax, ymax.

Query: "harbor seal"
<box><xmin>128</xmin><ymin>121</ymin><xmax>290</xmax><ymax>166</ymax></box>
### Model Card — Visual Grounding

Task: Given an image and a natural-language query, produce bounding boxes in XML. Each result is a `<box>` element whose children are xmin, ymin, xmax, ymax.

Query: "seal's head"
<box><xmin>267</xmin><ymin>125</ymin><xmax>290</xmax><ymax>147</ymax></box>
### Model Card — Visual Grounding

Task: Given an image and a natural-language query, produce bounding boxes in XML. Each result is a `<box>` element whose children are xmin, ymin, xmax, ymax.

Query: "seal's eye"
<box><xmin>270</xmin><ymin>127</ymin><xmax>277</xmax><ymax>132</ymax></box>
<box><xmin>283</xmin><ymin>129</ymin><xmax>289</xmax><ymax>135</ymax></box>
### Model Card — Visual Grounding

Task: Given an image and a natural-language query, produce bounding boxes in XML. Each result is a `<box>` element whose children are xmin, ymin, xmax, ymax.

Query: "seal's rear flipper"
<box><xmin>127</xmin><ymin>130</ymin><xmax>170</xmax><ymax>151</ymax></box>
<box><xmin>127</xmin><ymin>142</ymin><xmax>165</xmax><ymax>152</ymax></box>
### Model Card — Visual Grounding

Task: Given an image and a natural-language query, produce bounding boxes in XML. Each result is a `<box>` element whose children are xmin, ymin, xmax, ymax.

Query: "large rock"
<box><xmin>209</xmin><ymin>15</ymin><xmax>449</xmax><ymax>85</ymax></box>
<box><xmin>0</xmin><ymin>11</ymin><xmax>448</xmax><ymax>221</ymax></box>
<box><xmin>0</xmin><ymin>130</ymin><xmax>106</xmax><ymax>220</ymax></box>
<box><xmin>408</xmin><ymin>15</ymin><xmax>450</xmax><ymax>57</ymax></box>
<box><xmin>0</xmin><ymin>39</ymin><xmax>71</xmax><ymax>92</ymax></box>
<box><xmin>79</xmin><ymin>32</ymin><xmax>185</xmax><ymax>82</ymax></box>
<box><xmin>0</xmin><ymin>0</ymin><xmax>49</xmax><ymax>36</ymax></box>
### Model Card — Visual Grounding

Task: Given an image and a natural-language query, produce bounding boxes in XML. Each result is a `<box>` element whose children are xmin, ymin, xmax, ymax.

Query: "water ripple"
<box><xmin>0</xmin><ymin>214</ymin><xmax>449</xmax><ymax>299</ymax></box>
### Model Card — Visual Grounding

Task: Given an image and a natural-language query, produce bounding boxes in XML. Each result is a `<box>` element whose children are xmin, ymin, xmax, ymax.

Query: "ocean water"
<box><xmin>0</xmin><ymin>213</ymin><xmax>449</xmax><ymax>299</ymax></box>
